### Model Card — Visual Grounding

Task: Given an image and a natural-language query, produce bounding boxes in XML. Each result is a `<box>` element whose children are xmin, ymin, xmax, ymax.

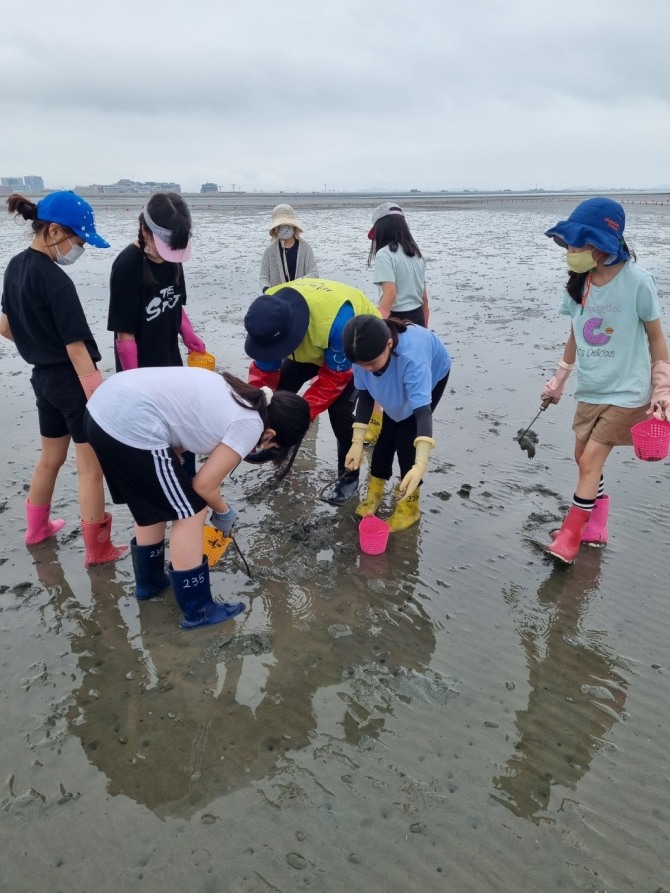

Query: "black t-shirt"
<box><xmin>1</xmin><ymin>248</ymin><xmax>100</xmax><ymax>368</ymax></box>
<box><xmin>108</xmin><ymin>243</ymin><xmax>186</xmax><ymax>370</ymax></box>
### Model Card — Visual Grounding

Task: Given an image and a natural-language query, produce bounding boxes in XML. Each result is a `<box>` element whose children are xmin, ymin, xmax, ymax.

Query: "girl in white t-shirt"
<box><xmin>84</xmin><ymin>367</ymin><xmax>310</xmax><ymax>629</ymax></box>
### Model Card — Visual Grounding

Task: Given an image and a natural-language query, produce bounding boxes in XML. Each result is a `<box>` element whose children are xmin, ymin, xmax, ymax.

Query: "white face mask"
<box><xmin>54</xmin><ymin>235</ymin><xmax>85</xmax><ymax>266</ymax></box>
<box><xmin>276</xmin><ymin>225</ymin><xmax>294</xmax><ymax>241</ymax></box>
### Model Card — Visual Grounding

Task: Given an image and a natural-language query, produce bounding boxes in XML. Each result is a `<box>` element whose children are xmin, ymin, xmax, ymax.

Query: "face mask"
<box><xmin>54</xmin><ymin>235</ymin><xmax>85</xmax><ymax>266</ymax></box>
<box><xmin>277</xmin><ymin>225</ymin><xmax>294</xmax><ymax>241</ymax></box>
<box><xmin>566</xmin><ymin>249</ymin><xmax>596</xmax><ymax>274</ymax></box>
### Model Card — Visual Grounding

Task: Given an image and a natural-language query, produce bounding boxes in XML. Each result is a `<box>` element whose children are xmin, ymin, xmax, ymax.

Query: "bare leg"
<box><xmin>135</xmin><ymin>521</ymin><xmax>168</xmax><ymax>546</ymax></box>
<box><xmin>28</xmin><ymin>435</ymin><xmax>70</xmax><ymax>505</ymax></box>
<box><xmin>574</xmin><ymin>439</ymin><xmax>613</xmax><ymax>501</ymax></box>
<box><xmin>74</xmin><ymin>441</ymin><xmax>106</xmax><ymax>521</ymax></box>
<box><xmin>168</xmin><ymin>508</ymin><xmax>208</xmax><ymax>570</ymax></box>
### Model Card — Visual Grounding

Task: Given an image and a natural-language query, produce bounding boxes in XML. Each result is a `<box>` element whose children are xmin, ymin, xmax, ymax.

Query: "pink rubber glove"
<box><xmin>180</xmin><ymin>310</ymin><xmax>206</xmax><ymax>354</ymax></box>
<box><xmin>79</xmin><ymin>370</ymin><xmax>103</xmax><ymax>400</ymax></box>
<box><xmin>649</xmin><ymin>360</ymin><xmax>670</xmax><ymax>420</ymax></box>
<box><xmin>541</xmin><ymin>360</ymin><xmax>575</xmax><ymax>404</ymax></box>
<box><xmin>115</xmin><ymin>338</ymin><xmax>139</xmax><ymax>370</ymax></box>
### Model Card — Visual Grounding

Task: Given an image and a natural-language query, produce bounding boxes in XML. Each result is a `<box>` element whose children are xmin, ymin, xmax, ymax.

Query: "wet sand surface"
<box><xmin>1</xmin><ymin>197</ymin><xmax>669</xmax><ymax>892</ymax></box>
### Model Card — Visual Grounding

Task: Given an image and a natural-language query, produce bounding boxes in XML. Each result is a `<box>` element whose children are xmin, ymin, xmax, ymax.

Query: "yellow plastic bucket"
<box><xmin>187</xmin><ymin>351</ymin><xmax>216</xmax><ymax>372</ymax></box>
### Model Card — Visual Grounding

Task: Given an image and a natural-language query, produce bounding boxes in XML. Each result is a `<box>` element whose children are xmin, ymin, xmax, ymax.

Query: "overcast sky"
<box><xmin>3</xmin><ymin>0</ymin><xmax>670</xmax><ymax>193</ymax></box>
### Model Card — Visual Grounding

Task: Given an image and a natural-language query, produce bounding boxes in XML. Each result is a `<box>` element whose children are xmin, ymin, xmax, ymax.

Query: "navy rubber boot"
<box><xmin>169</xmin><ymin>557</ymin><xmax>245</xmax><ymax>630</ymax></box>
<box><xmin>323</xmin><ymin>470</ymin><xmax>360</xmax><ymax>505</ymax></box>
<box><xmin>130</xmin><ymin>537</ymin><xmax>171</xmax><ymax>601</ymax></box>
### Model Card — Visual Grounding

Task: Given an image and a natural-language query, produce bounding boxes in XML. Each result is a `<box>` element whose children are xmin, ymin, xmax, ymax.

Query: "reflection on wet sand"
<box><xmin>492</xmin><ymin>548</ymin><xmax>628</xmax><ymax>823</ymax></box>
<box><xmin>34</xmin><ymin>479</ymin><xmax>440</xmax><ymax>820</ymax></box>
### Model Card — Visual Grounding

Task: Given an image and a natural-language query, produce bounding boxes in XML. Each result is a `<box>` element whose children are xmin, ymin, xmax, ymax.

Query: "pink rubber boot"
<box><xmin>25</xmin><ymin>499</ymin><xmax>66</xmax><ymax>546</ymax></box>
<box><xmin>81</xmin><ymin>513</ymin><xmax>128</xmax><ymax>567</ymax></box>
<box><xmin>544</xmin><ymin>506</ymin><xmax>590</xmax><ymax>565</ymax></box>
<box><xmin>581</xmin><ymin>495</ymin><xmax>609</xmax><ymax>546</ymax></box>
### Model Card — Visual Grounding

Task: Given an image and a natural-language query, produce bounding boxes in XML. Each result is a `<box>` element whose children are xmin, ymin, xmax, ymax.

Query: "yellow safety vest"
<box><xmin>267</xmin><ymin>278</ymin><xmax>380</xmax><ymax>366</ymax></box>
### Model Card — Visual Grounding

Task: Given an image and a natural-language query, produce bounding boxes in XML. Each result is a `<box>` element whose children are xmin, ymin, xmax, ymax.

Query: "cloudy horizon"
<box><xmin>3</xmin><ymin>0</ymin><xmax>670</xmax><ymax>194</ymax></box>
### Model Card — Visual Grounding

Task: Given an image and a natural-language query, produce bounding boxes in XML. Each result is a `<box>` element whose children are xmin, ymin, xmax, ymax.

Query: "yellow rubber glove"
<box><xmin>398</xmin><ymin>436</ymin><xmax>436</xmax><ymax>500</ymax></box>
<box><xmin>344</xmin><ymin>423</ymin><xmax>368</xmax><ymax>471</ymax></box>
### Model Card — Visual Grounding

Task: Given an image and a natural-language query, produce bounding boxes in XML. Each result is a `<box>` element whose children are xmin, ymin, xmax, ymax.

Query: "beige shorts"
<box><xmin>572</xmin><ymin>402</ymin><xmax>650</xmax><ymax>446</ymax></box>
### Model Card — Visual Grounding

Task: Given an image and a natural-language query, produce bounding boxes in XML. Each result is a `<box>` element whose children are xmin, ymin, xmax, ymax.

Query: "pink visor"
<box><xmin>153</xmin><ymin>233</ymin><xmax>192</xmax><ymax>263</ymax></box>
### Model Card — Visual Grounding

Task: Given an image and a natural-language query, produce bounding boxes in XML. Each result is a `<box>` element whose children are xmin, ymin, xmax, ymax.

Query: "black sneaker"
<box><xmin>322</xmin><ymin>471</ymin><xmax>360</xmax><ymax>505</ymax></box>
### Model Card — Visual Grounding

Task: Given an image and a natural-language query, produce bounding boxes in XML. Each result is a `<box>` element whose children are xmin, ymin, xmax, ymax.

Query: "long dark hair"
<box><xmin>368</xmin><ymin>214</ymin><xmax>422</xmax><ymax>266</ymax></box>
<box><xmin>566</xmin><ymin>240</ymin><xmax>636</xmax><ymax>303</ymax></box>
<box><xmin>222</xmin><ymin>372</ymin><xmax>310</xmax><ymax>479</ymax></box>
<box><xmin>386</xmin><ymin>316</ymin><xmax>412</xmax><ymax>355</ymax></box>
<box><xmin>7</xmin><ymin>193</ymin><xmax>75</xmax><ymax>238</ymax></box>
<box><xmin>137</xmin><ymin>192</ymin><xmax>191</xmax><ymax>290</ymax></box>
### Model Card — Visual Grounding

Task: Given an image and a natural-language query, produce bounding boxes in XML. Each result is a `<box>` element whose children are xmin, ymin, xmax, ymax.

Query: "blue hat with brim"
<box><xmin>36</xmin><ymin>191</ymin><xmax>110</xmax><ymax>248</ymax></box>
<box><xmin>544</xmin><ymin>197</ymin><xmax>629</xmax><ymax>264</ymax></box>
<box><xmin>244</xmin><ymin>288</ymin><xmax>310</xmax><ymax>362</ymax></box>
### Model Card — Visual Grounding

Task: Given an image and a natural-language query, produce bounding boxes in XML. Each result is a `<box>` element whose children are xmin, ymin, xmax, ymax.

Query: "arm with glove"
<box><xmin>398</xmin><ymin>436</ymin><xmax>436</xmax><ymax>501</ymax></box>
<box><xmin>180</xmin><ymin>309</ymin><xmax>206</xmax><ymax>354</ymax></box>
<box><xmin>303</xmin><ymin>363</ymin><xmax>353</xmax><ymax>422</ymax></box>
<box><xmin>541</xmin><ymin>330</ymin><xmax>577</xmax><ymax>404</ymax></box>
<box><xmin>644</xmin><ymin>319</ymin><xmax>670</xmax><ymax>420</ymax></box>
<box><xmin>67</xmin><ymin>341</ymin><xmax>103</xmax><ymax>400</ymax></box>
<box><xmin>248</xmin><ymin>360</ymin><xmax>281</xmax><ymax>391</ymax></box>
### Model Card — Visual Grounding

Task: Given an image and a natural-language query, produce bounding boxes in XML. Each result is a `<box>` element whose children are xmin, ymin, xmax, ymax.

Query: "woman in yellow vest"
<box><xmin>244</xmin><ymin>278</ymin><xmax>381</xmax><ymax>504</ymax></box>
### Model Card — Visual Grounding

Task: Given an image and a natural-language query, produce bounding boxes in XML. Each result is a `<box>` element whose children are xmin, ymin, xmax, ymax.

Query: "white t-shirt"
<box><xmin>87</xmin><ymin>367</ymin><xmax>264</xmax><ymax>457</ymax></box>
<box><xmin>373</xmin><ymin>245</ymin><xmax>426</xmax><ymax>313</ymax></box>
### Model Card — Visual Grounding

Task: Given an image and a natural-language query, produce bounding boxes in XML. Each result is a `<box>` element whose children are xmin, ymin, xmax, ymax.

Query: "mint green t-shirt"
<box><xmin>559</xmin><ymin>262</ymin><xmax>659</xmax><ymax>407</ymax></box>
<box><xmin>372</xmin><ymin>245</ymin><xmax>426</xmax><ymax>313</ymax></box>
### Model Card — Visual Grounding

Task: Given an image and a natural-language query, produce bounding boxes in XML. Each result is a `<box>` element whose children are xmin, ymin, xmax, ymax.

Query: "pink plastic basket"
<box><xmin>631</xmin><ymin>418</ymin><xmax>670</xmax><ymax>461</ymax></box>
<box><xmin>358</xmin><ymin>515</ymin><xmax>390</xmax><ymax>555</ymax></box>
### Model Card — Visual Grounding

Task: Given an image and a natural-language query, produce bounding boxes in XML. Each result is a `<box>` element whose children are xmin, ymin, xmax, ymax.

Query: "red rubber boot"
<box><xmin>544</xmin><ymin>506</ymin><xmax>590</xmax><ymax>565</ymax></box>
<box><xmin>81</xmin><ymin>513</ymin><xmax>128</xmax><ymax>568</ymax></box>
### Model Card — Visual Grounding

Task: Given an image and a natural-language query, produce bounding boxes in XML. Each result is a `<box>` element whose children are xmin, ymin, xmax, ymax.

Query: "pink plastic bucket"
<box><xmin>358</xmin><ymin>515</ymin><xmax>390</xmax><ymax>555</ymax></box>
<box><xmin>631</xmin><ymin>417</ymin><xmax>670</xmax><ymax>461</ymax></box>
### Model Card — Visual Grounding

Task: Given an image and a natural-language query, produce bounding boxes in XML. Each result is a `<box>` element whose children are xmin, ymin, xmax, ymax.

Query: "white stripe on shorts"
<box><xmin>152</xmin><ymin>448</ymin><xmax>193</xmax><ymax>518</ymax></box>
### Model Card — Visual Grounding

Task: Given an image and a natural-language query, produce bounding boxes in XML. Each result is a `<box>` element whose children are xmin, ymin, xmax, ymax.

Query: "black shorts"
<box><xmin>31</xmin><ymin>364</ymin><xmax>88</xmax><ymax>442</ymax></box>
<box><xmin>84</xmin><ymin>412</ymin><xmax>207</xmax><ymax>526</ymax></box>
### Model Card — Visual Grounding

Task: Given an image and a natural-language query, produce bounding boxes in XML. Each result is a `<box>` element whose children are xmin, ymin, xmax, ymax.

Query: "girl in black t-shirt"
<box><xmin>0</xmin><ymin>191</ymin><xmax>126</xmax><ymax>566</ymax></box>
<box><xmin>108</xmin><ymin>192</ymin><xmax>206</xmax><ymax>476</ymax></box>
<box><xmin>107</xmin><ymin>192</ymin><xmax>206</xmax><ymax>371</ymax></box>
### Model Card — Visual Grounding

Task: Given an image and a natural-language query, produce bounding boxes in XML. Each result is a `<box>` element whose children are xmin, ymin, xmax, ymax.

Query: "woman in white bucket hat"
<box><xmin>259</xmin><ymin>204</ymin><xmax>319</xmax><ymax>292</ymax></box>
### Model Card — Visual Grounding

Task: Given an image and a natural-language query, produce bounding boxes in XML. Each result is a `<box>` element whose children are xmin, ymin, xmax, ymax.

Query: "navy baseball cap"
<box><xmin>36</xmin><ymin>191</ymin><xmax>110</xmax><ymax>248</ymax></box>
<box><xmin>244</xmin><ymin>288</ymin><xmax>310</xmax><ymax>362</ymax></box>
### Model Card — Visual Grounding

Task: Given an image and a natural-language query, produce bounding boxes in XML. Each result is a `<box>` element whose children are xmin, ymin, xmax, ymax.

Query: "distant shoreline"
<box><xmin>2</xmin><ymin>190</ymin><xmax>669</xmax><ymax>215</ymax></box>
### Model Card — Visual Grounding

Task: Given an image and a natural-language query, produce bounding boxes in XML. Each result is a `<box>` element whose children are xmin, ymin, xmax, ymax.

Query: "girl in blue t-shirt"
<box><xmin>541</xmin><ymin>197</ymin><xmax>670</xmax><ymax>565</ymax></box>
<box><xmin>342</xmin><ymin>315</ymin><xmax>450</xmax><ymax>531</ymax></box>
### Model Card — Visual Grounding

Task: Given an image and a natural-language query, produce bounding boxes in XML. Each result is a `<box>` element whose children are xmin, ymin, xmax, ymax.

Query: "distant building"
<box><xmin>0</xmin><ymin>175</ymin><xmax>45</xmax><ymax>195</ymax></box>
<box><xmin>24</xmin><ymin>175</ymin><xmax>44</xmax><ymax>190</ymax></box>
<box><xmin>200</xmin><ymin>182</ymin><xmax>219</xmax><ymax>193</ymax></box>
<box><xmin>76</xmin><ymin>179</ymin><xmax>181</xmax><ymax>195</ymax></box>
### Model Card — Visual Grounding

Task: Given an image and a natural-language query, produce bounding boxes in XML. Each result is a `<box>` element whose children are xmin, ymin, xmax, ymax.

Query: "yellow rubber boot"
<box><xmin>387</xmin><ymin>489</ymin><xmax>421</xmax><ymax>532</ymax></box>
<box><xmin>355</xmin><ymin>476</ymin><xmax>386</xmax><ymax>518</ymax></box>
<box><xmin>364</xmin><ymin>410</ymin><xmax>383</xmax><ymax>446</ymax></box>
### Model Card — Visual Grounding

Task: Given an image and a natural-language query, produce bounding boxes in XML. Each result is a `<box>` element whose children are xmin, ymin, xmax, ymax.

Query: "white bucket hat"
<box><xmin>269</xmin><ymin>203</ymin><xmax>303</xmax><ymax>236</ymax></box>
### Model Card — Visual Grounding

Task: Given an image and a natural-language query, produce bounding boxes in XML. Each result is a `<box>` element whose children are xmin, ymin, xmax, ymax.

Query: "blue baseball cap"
<box><xmin>545</xmin><ymin>197</ymin><xmax>629</xmax><ymax>264</ymax></box>
<box><xmin>36</xmin><ymin>191</ymin><xmax>110</xmax><ymax>248</ymax></box>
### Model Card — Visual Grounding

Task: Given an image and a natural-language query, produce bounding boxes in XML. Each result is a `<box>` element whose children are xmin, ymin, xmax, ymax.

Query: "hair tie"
<box><xmin>261</xmin><ymin>385</ymin><xmax>273</xmax><ymax>405</ymax></box>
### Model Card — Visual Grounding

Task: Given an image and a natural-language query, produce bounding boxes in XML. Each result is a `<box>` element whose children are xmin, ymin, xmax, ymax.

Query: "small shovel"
<box><xmin>514</xmin><ymin>398</ymin><xmax>551</xmax><ymax>459</ymax></box>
